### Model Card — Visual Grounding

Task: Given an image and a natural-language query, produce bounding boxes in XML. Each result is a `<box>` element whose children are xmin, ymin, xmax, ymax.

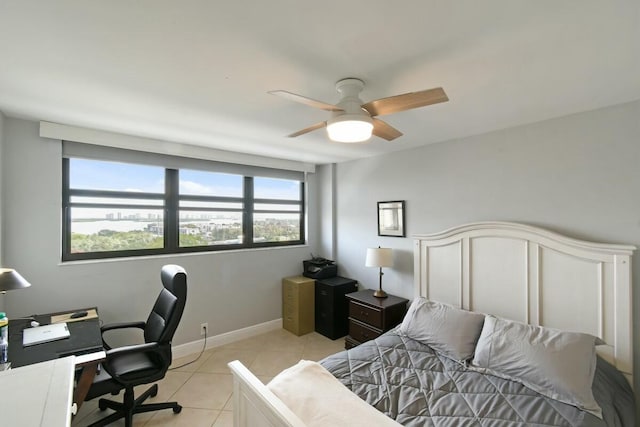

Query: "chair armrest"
<box><xmin>101</xmin><ymin>321</ymin><xmax>146</xmax><ymax>350</ymax></box>
<box><xmin>101</xmin><ymin>321</ymin><xmax>146</xmax><ymax>333</ymax></box>
<box><xmin>105</xmin><ymin>342</ymin><xmax>159</xmax><ymax>358</ymax></box>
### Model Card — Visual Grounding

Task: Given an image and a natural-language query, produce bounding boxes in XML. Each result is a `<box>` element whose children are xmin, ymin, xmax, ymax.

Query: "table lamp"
<box><xmin>0</xmin><ymin>268</ymin><xmax>31</xmax><ymax>294</ymax></box>
<box><xmin>0</xmin><ymin>268</ymin><xmax>31</xmax><ymax>370</ymax></box>
<box><xmin>365</xmin><ymin>247</ymin><xmax>393</xmax><ymax>298</ymax></box>
<box><xmin>0</xmin><ymin>268</ymin><xmax>32</xmax><ymax>314</ymax></box>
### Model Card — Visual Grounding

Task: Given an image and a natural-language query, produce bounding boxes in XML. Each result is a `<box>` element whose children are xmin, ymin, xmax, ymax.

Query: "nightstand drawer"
<box><xmin>349</xmin><ymin>319</ymin><xmax>382</xmax><ymax>343</ymax></box>
<box><xmin>349</xmin><ymin>301</ymin><xmax>383</xmax><ymax>328</ymax></box>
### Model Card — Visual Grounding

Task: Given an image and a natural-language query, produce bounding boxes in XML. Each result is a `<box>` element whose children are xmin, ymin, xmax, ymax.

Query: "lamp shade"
<box><xmin>365</xmin><ymin>247</ymin><xmax>393</xmax><ymax>268</ymax></box>
<box><xmin>0</xmin><ymin>268</ymin><xmax>32</xmax><ymax>292</ymax></box>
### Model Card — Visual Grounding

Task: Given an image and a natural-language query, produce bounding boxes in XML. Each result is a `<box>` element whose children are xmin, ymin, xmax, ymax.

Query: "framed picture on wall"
<box><xmin>377</xmin><ymin>200</ymin><xmax>405</xmax><ymax>237</ymax></box>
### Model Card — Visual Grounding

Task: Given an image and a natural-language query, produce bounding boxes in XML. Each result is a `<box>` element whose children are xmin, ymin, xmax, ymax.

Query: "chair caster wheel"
<box><xmin>151</xmin><ymin>384</ymin><xmax>158</xmax><ymax>397</ymax></box>
<box><xmin>98</xmin><ymin>400</ymin><xmax>108</xmax><ymax>411</ymax></box>
<box><xmin>173</xmin><ymin>405</ymin><xmax>182</xmax><ymax>414</ymax></box>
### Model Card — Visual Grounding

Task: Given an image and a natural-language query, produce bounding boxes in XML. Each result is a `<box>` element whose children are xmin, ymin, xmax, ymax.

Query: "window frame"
<box><xmin>62</xmin><ymin>159</ymin><xmax>305</xmax><ymax>261</ymax></box>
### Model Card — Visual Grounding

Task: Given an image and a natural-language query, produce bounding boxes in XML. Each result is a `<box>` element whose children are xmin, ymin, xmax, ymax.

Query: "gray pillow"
<box><xmin>398</xmin><ymin>298</ymin><xmax>485</xmax><ymax>362</ymax></box>
<box><xmin>471</xmin><ymin>315</ymin><xmax>602</xmax><ymax>418</ymax></box>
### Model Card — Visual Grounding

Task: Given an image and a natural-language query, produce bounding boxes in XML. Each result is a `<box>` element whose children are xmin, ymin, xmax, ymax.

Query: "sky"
<box><xmin>69</xmin><ymin>158</ymin><xmax>300</xmax><ymax>199</ymax></box>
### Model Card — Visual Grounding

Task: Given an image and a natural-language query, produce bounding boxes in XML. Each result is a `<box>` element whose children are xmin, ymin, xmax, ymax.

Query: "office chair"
<box><xmin>84</xmin><ymin>264</ymin><xmax>187</xmax><ymax>427</ymax></box>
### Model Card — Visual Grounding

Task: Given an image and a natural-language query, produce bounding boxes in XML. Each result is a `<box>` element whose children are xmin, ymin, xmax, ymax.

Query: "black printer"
<box><xmin>302</xmin><ymin>256</ymin><xmax>337</xmax><ymax>279</ymax></box>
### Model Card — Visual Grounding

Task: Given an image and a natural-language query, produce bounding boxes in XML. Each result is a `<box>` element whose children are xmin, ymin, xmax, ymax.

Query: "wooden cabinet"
<box><xmin>282</xmin><ymin>276</ymin><xmax>315</xmax><ymax>336</ymax></box>
<box><xmin>345</xmin><ymin>290</ymin><xmax>408</xmax><ymax>349</ymax></box>
<box><xmin>315</xmin><ymin>276</ymin><xmax>358</xmax><ymax>340</ymax></box>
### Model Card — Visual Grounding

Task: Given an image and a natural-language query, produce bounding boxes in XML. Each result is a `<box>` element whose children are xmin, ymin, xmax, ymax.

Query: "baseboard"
<box><xmin>172</xmin><ymin>318</ymin><xmax>282</xmax><ymax>360</ymax></box>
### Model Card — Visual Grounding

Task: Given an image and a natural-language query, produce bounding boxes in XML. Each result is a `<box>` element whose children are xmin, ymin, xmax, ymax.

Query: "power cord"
<box><xmin>169</xmin><ymin>324</ymin><xmax>208</xmax><ymax>370</ymax></box>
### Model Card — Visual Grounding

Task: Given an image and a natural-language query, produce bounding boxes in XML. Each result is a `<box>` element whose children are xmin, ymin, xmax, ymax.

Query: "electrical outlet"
<box><xmin>200</xmin><ymin>323</ymin><xmax>208</xmax><ymax>336</ymax></box>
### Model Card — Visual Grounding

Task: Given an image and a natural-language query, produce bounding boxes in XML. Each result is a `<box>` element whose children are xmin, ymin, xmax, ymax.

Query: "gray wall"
<box><xmin>331</xmin><ymin>100</ymin><xmax>640</xmax><ymax>392</ymax></box>
<box><xmin>317</xmin><ymin>163</ymin><xmax>336</xmax><ymax>260</ymax></box>
<box><xmin>0</xmin><ymin>118</ymin><xmax>319</xmax><ymax>345</ymax></box>
<box><xmin>0</xmin><ymin>112</ymin><xmax>4</xmax><ymax>311</ymax></box>
<box><xmin>0</xmin><ymin>111</ymin><xmax>4</xmax><ymax>260</ymax></box>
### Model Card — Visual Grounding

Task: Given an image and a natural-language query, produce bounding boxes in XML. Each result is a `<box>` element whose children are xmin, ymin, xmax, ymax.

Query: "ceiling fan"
<box><xmin>269</xmin><ymin>78</ymin><xmax>448</xmax><ymax>143</ymax></box>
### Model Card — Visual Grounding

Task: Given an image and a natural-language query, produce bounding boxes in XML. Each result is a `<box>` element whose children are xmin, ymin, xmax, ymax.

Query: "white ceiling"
<box><xmin>0</xmin><ymin>1</ymin><xmax>638</xmax><ymax>165</ymax></box>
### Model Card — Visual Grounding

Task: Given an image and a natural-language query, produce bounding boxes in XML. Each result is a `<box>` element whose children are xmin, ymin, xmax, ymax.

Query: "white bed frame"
<box><xmin>229</xmin><ymin>222</ymin><xmax>636</xmax><ymax>427</ymax></box>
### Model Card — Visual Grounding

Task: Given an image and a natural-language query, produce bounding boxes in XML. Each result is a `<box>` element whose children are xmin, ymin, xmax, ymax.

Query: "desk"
<box><xmin>0</xmin><ymin>356</ymin><xmax>75</xmax><ymax>426</ymax></box>
<box><xmin>8</xmin><ymin>308</ymin><xmax>106</xmax><ymax>411</ymax></box>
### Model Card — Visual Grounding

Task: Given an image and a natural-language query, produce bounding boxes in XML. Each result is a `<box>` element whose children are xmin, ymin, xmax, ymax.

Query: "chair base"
<box><xmin>88</xmin><ymin>383</ymin><xmax>181</xmax><ymax>427</ymax></box>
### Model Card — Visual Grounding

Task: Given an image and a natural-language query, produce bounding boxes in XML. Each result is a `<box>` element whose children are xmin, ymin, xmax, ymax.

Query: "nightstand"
<box><xmin>345</xmin><ymin>289</ymin><xmax>409</xmax><ymax>349</ymax></box>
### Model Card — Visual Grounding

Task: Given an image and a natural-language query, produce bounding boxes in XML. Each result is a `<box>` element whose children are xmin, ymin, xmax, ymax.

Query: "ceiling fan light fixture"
<box><xmin>326</xmin><ymin>114</ymin><xmax>373</xmax><ymax>143</ymax></box>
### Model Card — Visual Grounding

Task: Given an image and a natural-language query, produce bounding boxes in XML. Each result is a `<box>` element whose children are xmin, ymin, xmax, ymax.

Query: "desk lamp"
<box><xmin>366</xmin><ymin>247</ymin><xmax>393</xmax><ymax>298</ymax></box>
<box><xmin>0</xmin><ymin>268</ymin><xmax>31</xmax><ymax>294</ymax></box>
<box><xmin>0</xmin><ymin>268</ymin><xmax>31</xmax><ymax>370</ymax></box>
<box><xmin>0</xmin><ymin>268</ymin><xmax>32</xmax><ymax>313</ymax></box>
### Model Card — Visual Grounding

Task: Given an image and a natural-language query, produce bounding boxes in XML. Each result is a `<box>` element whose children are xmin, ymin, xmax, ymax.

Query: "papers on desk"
<box><xmin>23</xmin><ymin>322</ymin><xmax>70</xmax><ymax>347</ymax></box>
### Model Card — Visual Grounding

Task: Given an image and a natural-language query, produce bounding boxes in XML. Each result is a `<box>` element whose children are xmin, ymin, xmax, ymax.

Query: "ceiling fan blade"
<box><xmin>372</xmin><ymin>118</ymin><xmax>403</xmax><ymax>141</ymax></box>
<box><xmin>287</xmin><ymin>121</ymin><xmax>327</xmax><ymax>138</ymax></box>
<box><xmin>269</xmin><ymin>90</ymin><xmax>343</xmax><ymax>112</ymax></box>
<box><xmin>362</xmin><ymin>87</ymin><xmax>448</xmax><ymax>117</ymax></box>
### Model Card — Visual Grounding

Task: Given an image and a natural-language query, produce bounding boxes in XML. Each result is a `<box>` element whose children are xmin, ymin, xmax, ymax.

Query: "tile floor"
<box><xmin>72</xmin><ymin>329</ymin><xmax>345</xmax><ymax>427</ymax></box>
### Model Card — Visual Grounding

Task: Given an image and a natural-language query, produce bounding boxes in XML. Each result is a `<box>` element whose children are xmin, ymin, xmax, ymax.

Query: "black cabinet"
<box><xmin>315</xmin><ymin>276</ymin><xmax>358</xmax><ymax>340</ymax></box>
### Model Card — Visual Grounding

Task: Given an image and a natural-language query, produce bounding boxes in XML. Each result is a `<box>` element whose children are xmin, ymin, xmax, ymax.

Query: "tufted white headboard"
<box><xmin>413</xmin><ymin>222</ymin><xmax>635</xmax><ymax>386</ymax></box>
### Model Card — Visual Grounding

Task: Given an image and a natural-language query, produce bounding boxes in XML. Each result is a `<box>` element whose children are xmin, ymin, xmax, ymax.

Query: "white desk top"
<box><xmin>0</xmin><ymin>356</ymin><xmax>75</xmax><ymax>426</ymax></box>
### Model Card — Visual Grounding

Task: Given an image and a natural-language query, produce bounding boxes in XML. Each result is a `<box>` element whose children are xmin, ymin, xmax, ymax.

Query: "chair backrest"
<box><xmin>144</xmin><ymin>264</ymin><xmax>187</xmax><ymax>347</ymax></box>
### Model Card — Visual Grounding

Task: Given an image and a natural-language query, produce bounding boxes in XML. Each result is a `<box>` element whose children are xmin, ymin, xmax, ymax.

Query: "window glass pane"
<box><xmin>69</xmin><ymin>208</ymin><xmax>164</xmax><ymax>253</ymax></box>
<box><xmin>180</xmin><ymin>169</ymin><xmax>242</xmax><ymax>197</ymax></box>
<box><xmin>254</xmin><ymin>177</ymin><xmax>300</xmax><ymax>200</ymax></box>
<box><xmin>71</xmin><ymin>196</ymin><xmax>163</xmax><ymax>206</ymax></box>
<box><xmin>254</xmin><ymin>203</ymin><xmax>300</xmax><ymax>212</ymax></box>
<box><xmin>179</xmin><ymin>211</ymin><xmax>243</xmax><ymax>247</ymax></box>
<box><xmin>69</xmin><ymin>158</ymin><xmax>164</xmax><ymax>193</ymax></box>
<box><xmin>253</xmin><ymin>213</ymin><xmax>301</xmax><ymax>242</ymax></box>
<box><xmin>180</xmin><ymin>200</ymin><xmax>242</xmax><ymax>210</ymax></box>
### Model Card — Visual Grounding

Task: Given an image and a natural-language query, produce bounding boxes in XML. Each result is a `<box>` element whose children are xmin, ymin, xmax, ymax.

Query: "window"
<box><xmin>178</xmin><ymin>169</ymin><xmax>244</xmax><ymax>248</ymax></box>
<box><xmin>253</xmin><ymin>177</ymin><xmax>302</xmax><ymax>243</ymax></box>
<box><xmin>64</xmin><ymin>159</ymin><xmax>166</xmax><ymax>256</ymax></box>
<box><xmin>62</xmin><ymin>155</ymin><xmax>305</xmax><ymax>261</ymax></box>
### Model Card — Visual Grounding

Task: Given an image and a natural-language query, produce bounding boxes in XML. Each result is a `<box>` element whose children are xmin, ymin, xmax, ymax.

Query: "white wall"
<box><xmin>0</xmin><ymin>118</ymin><xmax>319</xmax><ymax>345</ymax></box>
<box><xmin>332</xmin><ymin>100</ymin><xmax>640</xmax><ymax>391</ymax></box>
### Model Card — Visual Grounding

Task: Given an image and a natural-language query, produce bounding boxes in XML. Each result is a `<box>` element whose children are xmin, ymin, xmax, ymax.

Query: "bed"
<box><xmin>228</xmin><ymin>222</ymin><xmax>636</xmax><ymax>426</ymax></box>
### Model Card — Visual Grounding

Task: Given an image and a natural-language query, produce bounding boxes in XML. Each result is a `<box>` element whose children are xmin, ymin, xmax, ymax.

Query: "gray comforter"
<box><xmin>320</xmin><ymin>328</ymin><xmax>635</xmax><ymax>427</ymax></box>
